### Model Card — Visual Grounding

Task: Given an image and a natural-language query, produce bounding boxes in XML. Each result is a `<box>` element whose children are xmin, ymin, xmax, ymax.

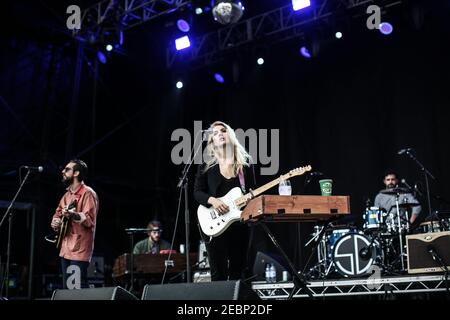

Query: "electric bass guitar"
<box><xmin>45</xmin><ymin>200</ymin><xmax>77</xmax><ymax>249</ymax></box>
<box><xmin>197</xmin><ymin>165</ymin><xmax>312</xmax><ymax>238</ymax></box>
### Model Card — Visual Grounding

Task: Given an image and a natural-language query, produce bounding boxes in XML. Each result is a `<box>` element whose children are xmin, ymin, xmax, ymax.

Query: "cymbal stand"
<box><xmin>304</xmin><ymin>225</ymin><xmax>328</xmax><ymax>278</ymax></box>
<box><xmin>394</xmin><ymin>193</ymin><xmax>406</xmax><ymax>271</ymax></box>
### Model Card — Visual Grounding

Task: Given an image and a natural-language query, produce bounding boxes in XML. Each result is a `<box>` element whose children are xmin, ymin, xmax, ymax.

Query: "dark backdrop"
<box><xmin>1</xmin><ymin>0</ymin><xmax>450</xmax><ymax>297</ymax></box>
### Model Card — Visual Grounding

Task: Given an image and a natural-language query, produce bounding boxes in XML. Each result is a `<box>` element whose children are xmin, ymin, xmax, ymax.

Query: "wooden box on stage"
<box><xmin>241</xmin><ymin>195</ymin><xmax>350</xmax><ymax>222</ymax></box>
<box><xmin>406</xmin><ymin>231</ymin><xmax>450</xmax><ymax>274</ymax></box>
<box><xmin>112</xmin><ymin>253</ymin><xmax>197</xmax><ymax>278</ymax></box>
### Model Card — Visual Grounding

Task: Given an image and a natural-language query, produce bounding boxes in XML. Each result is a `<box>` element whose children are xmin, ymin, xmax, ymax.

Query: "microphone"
<box><xmin>22</xmin><ymin>166</ymin><xmax>43</xmax><ymax>172</ymax></box>
<box><xmin>398</xmin><ymin>148</ymin><xmax>414</xmax><ymax>155</ymax></box>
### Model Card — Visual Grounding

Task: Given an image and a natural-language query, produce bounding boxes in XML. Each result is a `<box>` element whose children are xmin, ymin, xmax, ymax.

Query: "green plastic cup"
<box><xmin>319</xmin><ymin>179</ymin><xmax>333</xmax><ymax>196</ymax></box>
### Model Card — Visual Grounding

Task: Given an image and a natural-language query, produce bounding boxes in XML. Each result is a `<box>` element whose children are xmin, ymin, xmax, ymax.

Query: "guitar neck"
<box><xmin>235</xmin><ymin>173</ymin><xmax>294</xmax><ymax>208</ymax></box>
<box><xmin>233</xmin><ymin>165</ymin><xmax>311</xmax><ymax>208</ymax></box>
<box><xmin>250</xmin><ymin>175</ymin><xmax>288</xmax><ymax>198</ymax></box>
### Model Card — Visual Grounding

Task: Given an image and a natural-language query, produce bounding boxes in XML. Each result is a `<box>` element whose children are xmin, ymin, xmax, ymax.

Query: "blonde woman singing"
<box><xmin>194</xmin><ymin>121</ymin><xmax>256</xmax><ymax>281</ymax></box>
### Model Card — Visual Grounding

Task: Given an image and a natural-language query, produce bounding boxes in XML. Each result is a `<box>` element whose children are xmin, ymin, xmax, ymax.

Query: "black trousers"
<box><xmin>205</xmin><ymin>222</ymin><xmax>249</xmax><ymax>281</ymax></box>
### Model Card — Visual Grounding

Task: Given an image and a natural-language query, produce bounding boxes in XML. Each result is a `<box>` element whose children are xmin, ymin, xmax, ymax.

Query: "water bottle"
<box><xmin>278</xmin><ymin>179</ymin><xmax>292</xmax><ymax>195</ymax></box>
<box><xmin>265</xmin><ymin>263</ymin><xmax>271</xmax><ymax>283</ymax></box>
<box><xmin>269</xmin><ymin>263</ymin><xmax>277</xmax><ymax>283</ymax></box>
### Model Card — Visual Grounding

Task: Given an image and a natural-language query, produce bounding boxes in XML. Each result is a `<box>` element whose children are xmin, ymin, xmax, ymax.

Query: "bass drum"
<box><xmin>332</xmin><ymin>232</ymin><xmax>382</xmax><ymax>277</ymax></box>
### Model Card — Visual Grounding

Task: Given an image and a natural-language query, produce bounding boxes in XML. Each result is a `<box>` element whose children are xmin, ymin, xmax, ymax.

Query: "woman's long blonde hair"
<box><xmin>203</xmin><ymin>121</ymin><xmax>252</xmax><ymax>175</ymax></box>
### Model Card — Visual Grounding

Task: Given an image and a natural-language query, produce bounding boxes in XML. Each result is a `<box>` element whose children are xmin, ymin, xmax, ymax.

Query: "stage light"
<box><xmin>214</xmin><ymin>73</ymin><xmax>225</xmax><ymax>83</ymax></box>
<box><xmin>257</xmin><ymin>58</ymin><xmax>264</xmax><ymax>65</ymax></box>
<box><xmin>292</xmin><ymin>0</ymin><xmax>311</xmax><ymax>11</ymax></box>
<box><xmin>175</xmin><ymin>35</ymin><xmax>191</xmax><ymax>50</ymax></box>
<box><xmin>97</xmin><ymin>50</ymin><xmax>107</xmax><ymax>64</ymax></box>
<box><xmin>176</xmin><ymin>81</ymin><xmax>184</xmax><ymax>89</ymax></box>
<box><xmin>177</xmin><ymin>19</ymin><xmax>190</xmax><ymax>33</ymax></box>
<box><xmin>195</xmin><ymin>7</ymin><xmax>203</xmax><ymax>15</ymax></box>
<box><xmin>300</xmin><ymin>46</ymin><xmax>311</xmax><ymax>58</ymax></box>
<box><xmin>335</xmin><ymin>31</ymin><xmax>343</xmax><ymax>39</ymax></box>
<box><xmin>379</xmin><ymin>22</ymin><xmax>393</xmax><ymax>35</ymax></box>
<box><xmin>102</xmin><ymin>28</ymin><xmax>123</xmax><ymax>51</ymax></box>
<box><xmin>212</xmin><ymin>1</ymin><xmax>244</xmax><ymax>25</ymax></box>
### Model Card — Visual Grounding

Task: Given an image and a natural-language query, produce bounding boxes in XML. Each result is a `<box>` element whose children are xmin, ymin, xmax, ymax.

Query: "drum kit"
<box><xmin>306</xmin><ymin>187</ymin><xmax>450</xmax><ymax>279</ymax></box>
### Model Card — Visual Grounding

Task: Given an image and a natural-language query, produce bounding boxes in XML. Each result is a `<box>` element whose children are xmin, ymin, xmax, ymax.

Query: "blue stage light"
<box><xmin>177</xmin><ymin>19</ymin><xmax>191</xmax><ymax>33</ymax></box>
<box><xmin>300</xmin><ymin>46</ymin><xmax>311</xmax><ymax>58</ymax></box>
<box><xmin>175</xmin><ymin>36</ymin><xmax>191</xmax><ymax>50</ymax></box>
<box><xmin>292</xmin><ymin>0</ymin><xmax>311</xmax><ymax>11</ymax></box>
<box><xmin>214</xmin><ymin>73</ymin><xmax>225</xmax><ymax>83</ymax></box>
<box><xmin>379</xmin><ymin>22</ymin><xmax>393</xmax><ymax>35</ymax></box>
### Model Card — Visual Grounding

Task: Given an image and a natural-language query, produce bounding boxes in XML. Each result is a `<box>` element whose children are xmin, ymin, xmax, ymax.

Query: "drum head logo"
<box><xmin>333</xmin><ymin>234</ymin><xmax>377</xmax><ymax>276</ymax></box>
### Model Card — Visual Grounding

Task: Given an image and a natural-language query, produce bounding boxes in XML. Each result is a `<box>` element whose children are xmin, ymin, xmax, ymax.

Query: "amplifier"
<box><xmin>406</xmin><ymin>231</ymin><xmax>450</xmax><ymax>274</ymax></box>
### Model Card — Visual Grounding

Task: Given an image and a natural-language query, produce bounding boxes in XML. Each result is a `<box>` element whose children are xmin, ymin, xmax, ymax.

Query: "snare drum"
<box><xmin>363</xmin><ymin>207</ymin><xmax>385</xmax><ymax>230</ymax></box>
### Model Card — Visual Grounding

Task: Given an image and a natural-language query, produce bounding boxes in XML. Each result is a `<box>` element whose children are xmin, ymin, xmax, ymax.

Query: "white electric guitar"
<box><xmin>197</xmin><ymin>165</ymin><xmax>312</xmax><ymax>238</ymax></box>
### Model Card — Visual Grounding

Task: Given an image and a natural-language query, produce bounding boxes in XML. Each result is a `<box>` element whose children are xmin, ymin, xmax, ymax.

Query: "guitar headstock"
<box><xmin>285</xmin><ymin>165</ymin><xmax>312</xmax><ymax>178</ymax></box>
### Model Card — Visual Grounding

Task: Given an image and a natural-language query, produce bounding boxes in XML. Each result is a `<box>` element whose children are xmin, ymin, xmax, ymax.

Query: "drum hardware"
<box><xmin>304</xmin><ymin>225</ymin><xmax>329</xmax><ymax>278</ymax></box>
<box><xmin>307</xmin><ymin>204</ymin><xmax>424</xmax><ymax>280</ymax></box>
<box><xmin>396</xmin><ymin>203</ymin><xmax>421</xmax><ymax>208</ymax></box>
<box><xmin>380</xmin><ymin>187</ymin><xmax>410</xmax><ymax>195</ymax></box>
<box><xmin>393</xmin><ymin>192</ymin><xmax>407</xmax><ymax>271</ymax></box>
<box><xmin>304</xmin><ymin>220</ymin><xmax>339</xmax><ymax>280</ymax></box>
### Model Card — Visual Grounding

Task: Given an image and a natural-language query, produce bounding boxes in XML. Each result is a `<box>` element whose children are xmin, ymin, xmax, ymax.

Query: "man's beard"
<box><xmin>62</xmin><ymin>176</ymin><xmax>74</xmax><ymax>187</ymax></box>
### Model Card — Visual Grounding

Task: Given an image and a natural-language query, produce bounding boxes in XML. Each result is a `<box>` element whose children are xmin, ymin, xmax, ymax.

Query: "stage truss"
<box><xmin>252</xmin><ymin>274</ymin><xmax>450</xmax><ymax>299</ymax></box>
<box><xmin>74</xmin><ymin>0</ymin><xmax>405</xmax><ymax>69</ymax></box>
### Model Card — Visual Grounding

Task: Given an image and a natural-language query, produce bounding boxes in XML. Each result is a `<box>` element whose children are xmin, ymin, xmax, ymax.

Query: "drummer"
<box><xmin>374</xmin><ymin>170</ymin><xmax>422</xmax><ymax>225</ymax></box>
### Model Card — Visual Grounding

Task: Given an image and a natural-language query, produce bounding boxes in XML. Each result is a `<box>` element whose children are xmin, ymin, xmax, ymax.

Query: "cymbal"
<box><xmin>380</xmin><ymin>187</ymin><xmax>410</xmax><ymax>195</ymax></box>
<box><xmin>396</xmin><ymin>203</ymin><xmax>421</xmax><ymax>208</ymax></box>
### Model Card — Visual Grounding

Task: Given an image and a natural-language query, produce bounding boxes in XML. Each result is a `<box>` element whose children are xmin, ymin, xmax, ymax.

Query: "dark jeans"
<box><xmin>205</xmin><ymin>222</ymin><xmax>249</xmax><ymax>281</ymax></box>
<box><xmin>61</xmin><ymin>258</ymin><xmax>90</xmax><ymax>289</ymax></box>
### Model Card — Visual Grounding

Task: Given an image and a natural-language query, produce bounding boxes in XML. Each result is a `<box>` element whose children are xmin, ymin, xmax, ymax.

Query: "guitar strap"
<box><xmin>238</xmin><ymin>169</ymin><xmax>246</xmax><ymax>193</ymax></box>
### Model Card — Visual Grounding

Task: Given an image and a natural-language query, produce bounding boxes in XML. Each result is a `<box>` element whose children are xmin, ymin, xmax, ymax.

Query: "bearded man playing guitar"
<box><xmin>50</xmin><ymin>159</ymin><xmax>99</xmax><ymax>289</ymax></box>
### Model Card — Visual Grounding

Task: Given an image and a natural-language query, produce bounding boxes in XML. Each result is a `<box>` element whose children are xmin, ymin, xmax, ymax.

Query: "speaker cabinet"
<box><xmin>406</xmin><ymin>231</ymin><xmax>450</xmax><ymax>274</ymax></box>
<box><xmin>52</xmin><ymin>286</ymin><xmax>138</xmax><ymax>300</ymax></box>
<box><xmin>142</xmin><ymin>280</ymin><xmax>260</xmax><ymax>300</ymax></box>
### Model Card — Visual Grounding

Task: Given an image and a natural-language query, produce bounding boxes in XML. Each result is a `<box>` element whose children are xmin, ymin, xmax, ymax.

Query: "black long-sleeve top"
<box><xmin>193</xmin><ymin>164</ymin><xmax>256</xmax><ymax>207</ymax></box>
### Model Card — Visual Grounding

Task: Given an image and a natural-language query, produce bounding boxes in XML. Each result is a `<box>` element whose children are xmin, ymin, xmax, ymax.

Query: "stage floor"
<box><xmin>251</xmin><ymin>274</ymin><xmax>449</xmax><ymax>299</ymax></box>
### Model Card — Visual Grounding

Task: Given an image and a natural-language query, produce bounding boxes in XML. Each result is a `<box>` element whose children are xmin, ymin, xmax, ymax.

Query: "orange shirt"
<box><xmin>52</xmin><ymin>183</ymin><xmax>99</xmax><ymax>262</ymax></box>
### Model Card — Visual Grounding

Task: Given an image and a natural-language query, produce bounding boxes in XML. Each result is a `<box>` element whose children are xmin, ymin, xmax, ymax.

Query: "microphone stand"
<box><xmin>404</xmin><ymin>150</ymin><xmax>435</xmax><ymax>227</ymax></box>
<box><xmin>0</xmin><ymin>168</ymin><xmax>32</xmax><ymax>299</ymax></box>
<box><xmin>176</xmin><ymin>130</ymin><xmax>208</xmax><ymax>283</ymax></box>
<box><xmin>428</xmin><ymin>248</ymin><xmax>449</xmax><ymax>294</ymax></box>
<box><xmin>124</xmin><ymin>228</ymin><xmax>149</xmax><ymax>293</ymax></box>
